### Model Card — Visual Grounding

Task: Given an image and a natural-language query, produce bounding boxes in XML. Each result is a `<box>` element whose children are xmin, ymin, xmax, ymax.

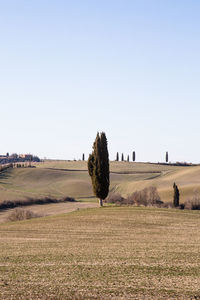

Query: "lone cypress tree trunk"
<box><xmin>88</xmin><ymin>132</ymin><xmax>110</xmax><ymax>207</ymax></box>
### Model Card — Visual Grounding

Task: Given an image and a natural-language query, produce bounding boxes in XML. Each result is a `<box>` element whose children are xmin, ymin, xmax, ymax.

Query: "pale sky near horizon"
<box><xmin>0</xmin><ymin>0</ymin><xmax>200</xmax><ymax>162</ymax></box>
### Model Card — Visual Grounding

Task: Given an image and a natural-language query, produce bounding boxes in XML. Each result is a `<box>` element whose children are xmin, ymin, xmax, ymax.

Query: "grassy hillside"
<box><xmin>115</xmin><ymin>163</ymin><xmax>200</xmax><ymax>202</ymax></box>
<box><xmin>0</xmin><ymin>165</ymin><xmax>93</xmax><ymax>202</ymax></box>
<box><xmin>0</xmin><ymin>160</ymin><xmax>199</xmax><ymax>203</ymax></box>
<box><xmin>0</xmin><ymin>207</ymin><xmax>200</xmax><ymax>299</ymax></box>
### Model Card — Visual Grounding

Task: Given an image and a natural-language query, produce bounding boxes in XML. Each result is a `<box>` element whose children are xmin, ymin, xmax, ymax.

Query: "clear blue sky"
<box><xmin>0</xmin><ymin>0</ymin><xmax>200</xmax><ymax>162</ymax></box>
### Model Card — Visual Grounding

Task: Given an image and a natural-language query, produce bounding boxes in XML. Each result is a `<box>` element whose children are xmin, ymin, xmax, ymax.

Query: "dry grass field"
<box><xmin>0</xmin><ymin>161</ymin><xmax>200</xmax><ymax>299</ymax></box>
<box><xmin>0</xmin><ymin>160</ymin><xmax>199</xmax><ymax>204</ymax></box>
<box><xmin>0</xmin><ymin>202</ymin><xmax>98</xmax><ymax>223</ymax></box>
<box><xmin>0</xmin><ymin>206</ymin><xmax>200</xmax><ymax>299</ymax></box>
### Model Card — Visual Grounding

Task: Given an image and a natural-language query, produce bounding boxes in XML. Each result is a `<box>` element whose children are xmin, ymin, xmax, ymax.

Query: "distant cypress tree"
<box><xmin>173</xmin><ymin>182</ymin><xmax>179</xmax><ymax>207</ymax></box>
<box><xmin>88</xmin><ymin>132</ymin><xmax>110</xmax><ymax>207</ymax></box>
<box><xmin>82</xmin><ymin>153</ymin><xmax>85</xmax><ymax>161</ymax></box>
<box><xmin>121</xmin><ymin>153</ymin><xmax>124</xmax><ymax>161</ymax></box>
<box><xmin>116</xmin><ymin>152</ymin><xmax>119</xmax><ymax>161</ymax></box>
<box><xmin>132</xmin><ymin>151</ymin><xmax>135</xmax><ymax>162</ymax></box>
<box><xmin>166</xmin><ymin>152</ymin><xmax>168</xmax><ymax>163</ymax></box>
<box><xmin>127</xmin><ymin>155</ymin><xmax>129</xmax><ymax>162</ymax></box>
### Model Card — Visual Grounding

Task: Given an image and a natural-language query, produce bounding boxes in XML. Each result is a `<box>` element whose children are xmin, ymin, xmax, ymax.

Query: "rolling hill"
<box><xmin>0</xmin><ymin>160</ymin><xmax>199</xmax><ymax>204</ymax></box>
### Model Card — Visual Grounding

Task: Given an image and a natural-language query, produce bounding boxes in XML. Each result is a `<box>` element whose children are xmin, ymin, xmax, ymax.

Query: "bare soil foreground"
<box><xmin>0</xmin><ymin>206</ymin><xmax>200</xmax><ymax>299</ymax></box>
<box><xmin>0</xmin><ymin>201</ymin><xmax>98</xmax><ymax>223</ymax></box>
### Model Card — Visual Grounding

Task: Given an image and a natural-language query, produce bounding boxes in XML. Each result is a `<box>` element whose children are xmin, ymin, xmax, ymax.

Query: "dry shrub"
<box><xmin>105</xmin><ymin>187</ymin><xmax>163</xmax><ymax>207</ymax></box>
<box><xmin>7</xmin><ymin>208</ymin><xmax>41</xmax><ymax>222</ymax></box>
<box><xmin>184</xmin><ymin>191</ymin><xmax>200</xmax><ymax>210</ymax></box>
<box><xmin>105</xmin><ymin>192</ymin><xmax>125</xmax><ymax>204</ymax></box>
<box><xmin>127</xmin><ymin>186</ymin><xmax>163</xmax><ymax>207</ymax></box>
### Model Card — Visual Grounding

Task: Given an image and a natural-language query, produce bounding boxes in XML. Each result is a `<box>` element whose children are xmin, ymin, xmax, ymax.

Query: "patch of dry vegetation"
<box><xmin>106</xmin><ymin>188</ymin><xmax>200</xmax><ymax>211</ymax></box>
<box><xmin>105</xmin><ymin>186</ymin><xmax>163</xmax><ymax>207</ymax></box>
<box><xmin>184</xmin><ymin>191</ymin><xmax>200</xmax><ymax>210</ymax></box>
<box><xmin>7</xmin><ymin>208</ymin><xmax>41</xmax><ymax>221</ymax></box>
<box><xmin>0</xmin><ymin>207</ymin><xmax>200</xmax><ymax>299</ymax></box>
<box><xmin>0</xmin><ymin>202</ymin><xmax>99</xmax><ymax>224</ymax></box>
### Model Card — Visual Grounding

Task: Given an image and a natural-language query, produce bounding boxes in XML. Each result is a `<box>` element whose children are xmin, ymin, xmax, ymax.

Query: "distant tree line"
<box><xmin>115</xmin><ymin>151</ymin><xmax>136</xmax><ymax>162</ymax></box>
<box><xmin>0</xmin><ymin>162</ymin><xmax>37</xmax><ymax>173</ymax></box>
<box><xmin>0</xmin><ymin>154</ymin><xmax>40</xmax><ymax>164</ymax></box>
<box><xmin>0</xmin><ymin>163</ymin><xmax>13</xmax><ymax>172</ymax></box>
<box><xmin>82</xmin><ymin>151</ymin><xmax>192</xmax><ymax>165</ymax></box>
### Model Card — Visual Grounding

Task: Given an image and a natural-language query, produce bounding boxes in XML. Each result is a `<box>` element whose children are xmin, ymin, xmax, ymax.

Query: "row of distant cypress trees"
<box><xmin>83</xmin><ymin>151</ymin><xmax>168</xmax><ymax>162</ymax></box>
<box><xmin>82</xmin><ymin>152</ymin><xmax>136</xmax><ymax>162</ymax></box>
<box><xmin>118</xmin><ymin>151</ymin><xmax>168</xmax><ymax>162</ymax></box>
<box><xmin>116</xmin><ymin>151</ymin><xmax>135</xmax><ymax>162</ymax></box>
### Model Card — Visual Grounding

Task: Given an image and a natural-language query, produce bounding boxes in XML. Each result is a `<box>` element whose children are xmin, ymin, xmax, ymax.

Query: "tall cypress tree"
<box><xmin>132</xmin><ymin>151</ymin><xmax>135</xmax><ymax>162</ymax></box>
<box><xmin>82</xmin><ymin>153</ymin><xmax>85</xmax><ymax>161</ymax></box>
<box><xmin>127</xmin><ymin>155</ymin><xmax>129</xmax><ymax>162</ymax></box>
<box><xmin>88</xmin><ymin>132</ymin><xmax>110</xmax><ymax>207</ymax></box>
<box><xmin>173</xmin><ymin>182</ymin><xmax>180</xmax><ymax>207</ymax></box>
<box><xmin>166</xmin><ymin>152</ymin><xmax>168</xmax><ymax>163</ymax></box>
<box><xmin>121</xmin><ymin>153</ymin><xmax>124</xmax><ymax>161</ymax></box>
<box><xmin>116</xmin><ymin>152</ymin><xmax>119</xmax><ymax>161</ymax></box>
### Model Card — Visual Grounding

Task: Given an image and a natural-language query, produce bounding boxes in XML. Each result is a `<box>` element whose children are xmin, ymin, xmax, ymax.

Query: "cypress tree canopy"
<box><xmin>116</xmin><ymin>152</ymin><xmax>119</xmax><ymax>161</ymax></box>
<box><xmin>166</xmin><ymin>152</ymin><xmax>168</xmax><ymax>163</ymax></box>
<box><xmin>88</xmin><ymin>132</ymin><xmax>110</xmax><ymax>206</ymax></box>
<box><xmin>132</xmin><ymin>151</ymin><xmax>135</xmax><ymax>162</ymax></box>
<box><xmin>173</xmin><ymin>182</ymin><xmax>180</xmax><ymax>207</ymax></box>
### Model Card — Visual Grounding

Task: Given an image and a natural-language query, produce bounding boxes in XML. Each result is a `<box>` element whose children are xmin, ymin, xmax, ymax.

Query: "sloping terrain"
<box><xmin>116</xmin><ymin>164</ymin><xmax>200</xmax><ymax>202</ymax></box>
<box><xmin>0</xmin><ymin>201</ymin><xmax>98</xmax><ymax>223</ymax></box>
<box><xmin>0</xmin><ymin>160</ymin><xmax>198</xmax><ymax>204</ymax></box>
<box><xmin>0</xmin><ymin>207</ymin><xmax>200</xmax><ymax>299</ymax></box>
<box><xmin>0</xmin><ymin>166</ymin><xmax>92</xmax><ymax>201</ymax></box>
